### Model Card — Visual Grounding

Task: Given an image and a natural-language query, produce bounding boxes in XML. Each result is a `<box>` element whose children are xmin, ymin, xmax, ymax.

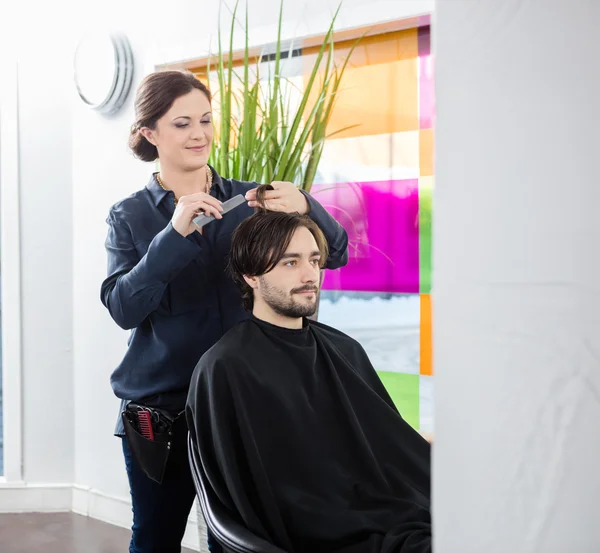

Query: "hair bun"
<box><xmin>128</xmin><ymin>126</ymin><xmax>158</xmax><ymax>162</ymax></box>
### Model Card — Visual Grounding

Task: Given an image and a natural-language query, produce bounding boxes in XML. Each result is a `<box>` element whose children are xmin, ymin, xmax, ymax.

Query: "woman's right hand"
<box><xmin>172</xmin><ymin>193</ymin><xmax>223</xmax><ymax>237</ymax></box>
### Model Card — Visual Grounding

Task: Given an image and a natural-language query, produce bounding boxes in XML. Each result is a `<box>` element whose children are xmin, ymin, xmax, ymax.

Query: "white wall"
<box><xmin>19</xmin><ymin>47</ymin><xmax>75</xmax><ymax>485</ymax></box>
<box><xmin>0</xmin><ymin>4</ymin><xmax>77</xmax><ymax>485</ymax></box>
<box><xmin>67</xmin><ymin>0</ymin><xmax>433</xmax><ymax>544</ymax></box>
<box><xmin>0</xmin><ymin>0</ymin><xmax>434</xmax><ymax>538</ymax></box>
<box><xmin>433</xmin><ymin>0</ymin><xmax>600</xmax><ymax>551</ymax></box>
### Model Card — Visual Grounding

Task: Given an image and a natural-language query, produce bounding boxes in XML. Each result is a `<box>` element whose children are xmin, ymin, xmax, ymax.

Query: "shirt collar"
<box><xmin>146</xmin><ymin>165</ymin><xmax>224</xmax><ymax>206</ymax></box>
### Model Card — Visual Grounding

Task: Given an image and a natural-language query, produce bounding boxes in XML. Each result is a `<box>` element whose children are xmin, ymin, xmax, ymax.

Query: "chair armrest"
<box><xmin>187</xmin><ymin>433</ymin><xmax>287</xmax><ymax>553</ymax></box>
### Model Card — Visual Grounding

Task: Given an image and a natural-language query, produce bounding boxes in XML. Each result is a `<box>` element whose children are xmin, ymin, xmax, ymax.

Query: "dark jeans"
<box><xmin>122</xmin><ymin>426</ymin><xmax>223</xmax><ymax>553</ymax></box>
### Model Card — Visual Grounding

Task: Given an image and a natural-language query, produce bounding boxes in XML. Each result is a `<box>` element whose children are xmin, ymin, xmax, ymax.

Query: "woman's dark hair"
<box><xmin>228</xmin><ymin>185</ymin><xmax>329</xmax><ymax>311</ymax></box>
<box><xmin>129</xmin><ymin>70</ymin><xmax>211</xmax><ymax>162</ymax></box>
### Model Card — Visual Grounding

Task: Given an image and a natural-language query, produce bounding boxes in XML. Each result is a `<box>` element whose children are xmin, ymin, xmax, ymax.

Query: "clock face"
<box><xmin>74</xmin><ymin>32</ymin><xmax>133</xmax><ymax>114</ymax></box>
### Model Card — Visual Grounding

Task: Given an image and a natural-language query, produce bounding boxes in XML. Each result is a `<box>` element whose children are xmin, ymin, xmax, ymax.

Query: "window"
<box><xmin>189</xmin><ymin>22</ymin><xmax>434</xmax><ymax>434</ymax></box>
<box><xmin>310</xmin><ymin>25</ymin><xmax>434</xmax><ymax>434</ymax></box>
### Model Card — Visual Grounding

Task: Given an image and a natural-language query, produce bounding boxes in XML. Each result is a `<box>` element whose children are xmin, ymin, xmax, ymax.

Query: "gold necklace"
<box><xmin>156</xmin><ymin>166</ymin><xmax>213</xmax><ymax>206</ymax></box>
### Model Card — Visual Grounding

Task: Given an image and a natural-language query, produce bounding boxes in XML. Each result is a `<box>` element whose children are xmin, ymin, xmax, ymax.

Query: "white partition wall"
<box><xmin>433</xmin><ymin>1</ymin><xmax>600</xmax><ymax>551</ymax></box>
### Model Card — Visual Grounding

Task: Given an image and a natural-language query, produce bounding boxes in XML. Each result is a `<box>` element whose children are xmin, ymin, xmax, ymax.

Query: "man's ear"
<box><xmin>243</xmin><ymin>275</ymin><xmax>259</xmax><ymax>290</ymax></box>
<box><xmin>139</xmin><ymin>127</ymin><xmax>157</xmax><ymax>146</ymax></box>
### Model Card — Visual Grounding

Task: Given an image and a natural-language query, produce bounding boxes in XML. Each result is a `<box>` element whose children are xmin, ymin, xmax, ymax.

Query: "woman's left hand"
<box><xmin>245</xmin><ymin>181</ymin><xmax>310</xmax><ymax>215</ymax></box>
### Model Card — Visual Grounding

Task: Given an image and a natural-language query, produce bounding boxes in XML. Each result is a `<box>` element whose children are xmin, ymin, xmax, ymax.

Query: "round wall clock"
<box><xmin>74</xmin><ymin>32</ymin><xmax>134</xmax><ymax>115</ymax></box>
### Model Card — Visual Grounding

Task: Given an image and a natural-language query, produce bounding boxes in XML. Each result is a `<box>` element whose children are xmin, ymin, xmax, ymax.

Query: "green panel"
<box><xmin>377</xmin><ymin>372</ymin><xmax>420</xmax><ymax>431</ymax></box>
<box><xmin>419</xmin><ymin>177</ymin><xmax>433</xmax><ymax>294</ymax></box>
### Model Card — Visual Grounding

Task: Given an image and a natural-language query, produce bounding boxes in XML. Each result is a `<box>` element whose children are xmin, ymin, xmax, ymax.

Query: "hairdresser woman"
<box><xmin>100</xmin><ymin>69</ymin><xmax>348</xmax><ymax>553</ymax></box>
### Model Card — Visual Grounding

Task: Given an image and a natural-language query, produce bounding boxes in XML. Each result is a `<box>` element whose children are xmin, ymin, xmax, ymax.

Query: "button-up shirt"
<box><xmin>101</xmin><ymin>168</ymin><xmax>349</xmax><ymax>434</ymax></box>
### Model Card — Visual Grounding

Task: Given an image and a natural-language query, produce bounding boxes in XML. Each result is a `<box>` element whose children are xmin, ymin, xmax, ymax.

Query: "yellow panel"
<box><xmin>419</xmin><ymin>129</ymin><xmax>434</xmax><ymax>176</ymax></box>
<box><xmin>191</xmin><ymin>28</ymin><xmax>419</xmax><ymax>75</ymax></box>
<box><xmin>307</xmin><ymin>59</ymin><xmax>419</xmax><ymax>140</ymax></box>
<box><xmin>420</xmin><ymin>294</ymin><xmax>433</xmax><ymax>376</ymax></box>
<box><xmin>301</xmin><ymin>28</ymin><xmax>420</xmax><ymax>140</ymax></box>
<box><xmin>305</xmin><ymin>27</ymin><xmax>419</xmax><ymax>68</ymax></box>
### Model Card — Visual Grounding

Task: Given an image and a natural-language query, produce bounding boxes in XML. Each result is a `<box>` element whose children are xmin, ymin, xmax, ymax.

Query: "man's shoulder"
<box><xmin>309</xmin><ymin>320</ymin><xmax>365</xmax><ymax>353</ymax></box>
<box><xmin>309</xmin><ymin>319</ymin><xmax>355</xmax><ymax>341</ymax></box>
<box><xmin>198</xmin><ymin>320</ymin><xmax>255</xmax><ymax>369</ymax></box>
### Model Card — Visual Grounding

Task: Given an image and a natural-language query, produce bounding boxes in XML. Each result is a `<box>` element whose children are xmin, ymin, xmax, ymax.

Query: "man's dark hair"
<box><xmin>228</xmin><ymin>186</ymin><xmax>328</xmax><ymax>311</ymax></box>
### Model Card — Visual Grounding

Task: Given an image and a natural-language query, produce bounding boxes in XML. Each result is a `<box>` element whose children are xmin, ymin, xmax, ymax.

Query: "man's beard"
<box><xmin>259</xmin><ymin>277</ymin><xmax>319</xmax><ymax>318</ymax></box>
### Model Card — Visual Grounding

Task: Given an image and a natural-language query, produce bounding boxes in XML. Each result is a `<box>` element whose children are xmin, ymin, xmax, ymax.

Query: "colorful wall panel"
<box><xmin>313</xmin><ymin>25</ymin><xmax>434</xmax><ymax>433</ymax></box>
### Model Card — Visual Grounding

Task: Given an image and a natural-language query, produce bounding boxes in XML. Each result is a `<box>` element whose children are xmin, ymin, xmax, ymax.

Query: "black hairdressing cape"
<box><xmin>186</xmin><ymin>316</ymin><xmax>432</xmax><ymax>553</ymax></box>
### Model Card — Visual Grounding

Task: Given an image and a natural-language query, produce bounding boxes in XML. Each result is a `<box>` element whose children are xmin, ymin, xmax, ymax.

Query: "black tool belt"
<box><xmin>122</xmin><ymin>403</ymin><xmax>185</xmax><ymax>484</ymax></box>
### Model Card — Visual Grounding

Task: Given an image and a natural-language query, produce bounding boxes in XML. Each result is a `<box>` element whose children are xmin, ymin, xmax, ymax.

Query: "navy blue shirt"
<box><xmin>101</xmin><ymin>167</ymin><xmax>349</xmax><ymax>434</ymax></box>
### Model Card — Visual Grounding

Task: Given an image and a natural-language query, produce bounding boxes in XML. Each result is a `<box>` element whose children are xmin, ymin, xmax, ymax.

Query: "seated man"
<box><xmin>186</xmin><ymin>201</ymin><xmax>432</xmax><ymax>553</ymax></box>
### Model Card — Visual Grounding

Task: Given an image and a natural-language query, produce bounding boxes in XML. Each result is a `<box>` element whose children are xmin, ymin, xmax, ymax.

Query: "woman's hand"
<box><xmin>172</xmin><ymin>192</ymin><xmax>223</xmax><ymax>237</ymax></box>
<box><xmin>245</xmin><ymin>181</ymin><xmax>309</xmax><ymax>215</ymax></box>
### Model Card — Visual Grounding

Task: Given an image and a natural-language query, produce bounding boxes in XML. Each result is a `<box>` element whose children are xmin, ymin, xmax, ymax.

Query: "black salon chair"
<box><xmin>187</xmin><ymin>433</ymin><xmax>287</xmax><ymax>553</ymax></box>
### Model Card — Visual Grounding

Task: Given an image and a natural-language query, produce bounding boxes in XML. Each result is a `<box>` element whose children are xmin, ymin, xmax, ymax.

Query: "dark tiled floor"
<box><xmin>0</xmin><ymin>512</ymin><xmax>196</xmax><ymax>553</ymax></box>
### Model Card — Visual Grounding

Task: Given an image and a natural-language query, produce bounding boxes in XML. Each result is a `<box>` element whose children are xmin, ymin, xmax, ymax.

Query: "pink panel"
<box><xmin>418</xmin><ymin>25</ymin><xmax>431</xmax><ymax>56</ymax></box>
<box><xmin>419</xmin><ymin>55</ymin><xmax>434</xmax><ymax>130</ymax></box>
<box><xmin>313</xmin><ymin>180</ymin><xmax>420</xmax><ymax>293</ymax></box>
